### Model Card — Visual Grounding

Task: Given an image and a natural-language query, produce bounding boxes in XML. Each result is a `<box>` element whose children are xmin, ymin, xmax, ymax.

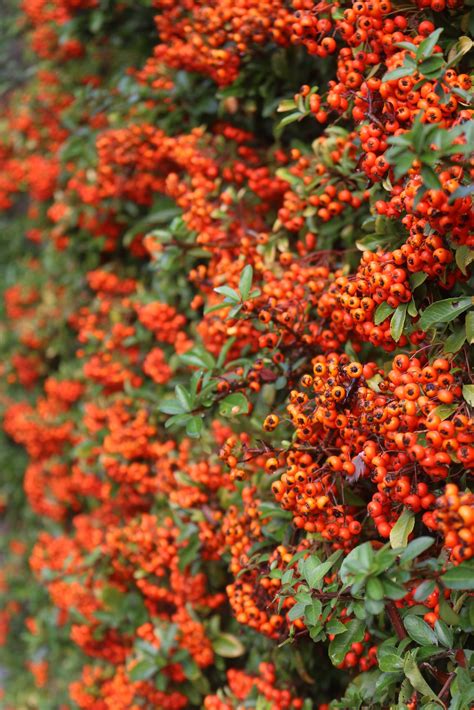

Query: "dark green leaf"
<box><xmin>418</xmin><ymin>54</ymin><xmax>444</xmax><ymax>78</ymax></box>
<box><xmin>403</xmin><ymin>651</ymin><xmax>442</xmax><ymax>705</ymax></box>
<box><xmin>438</xmin><ymin>595</ymin><xmax>460</xmax><ymax>624</ymax></box>
<box><xmin>374</xmin><ymin>302</ymin><xmax>395</xmax><ymax>325</ymax></box>
<box><xmin>378</xmin><ymin>650</ymin><xmax>404</xmax><ymax>673</ymax></box>
<box><xmin>303</xmin><ymin>550</ymin><xmax>342</xmax><ymax>590</ymax></box>
<box><xmin>409</xmin><ymin>272</ymin><xmax>428</xmax><ymax>290</ymax></box>
<box><xmin>421</xmin><ymin>166</ymin><xmax>441</xmax><ymax>190</ymax></box>
<box><xmin>400</xmin><ymin>537</ymin><xmax>434</xmax><ymax>563</ymax></box>
<box><xmin>404</xmin><ymin>615</ymin><xmax>438</xmax><ymax>646</ymax></box>
<box><xmin>326</xmin><ymin>619</ymin><xmax>348</xmax><ymax>635</ymax></box>
<box><xmin>413</xmin><ymin>580</ymin><xmax>436</xmax><ymax>602</ymax></box>
<box><xmin>390</xmin><ymin>303</ymin><xmax>408</xmax><ymax>342</ymax></box>
<box><xmin>418</xmin><ymin>297</ymin><xmax>472</xmax><ymax>331</ymax></box>
<box><xmin>417</xmin><ymin>28</ymin><xmax>443</xmax><ymax>60</ymax></box>
<box><xmin>444</xmin><ymin>326</ymin><xmax>466</xmax><ymax>354</ymax></box>
<box><xmin>441</xmin><ymin>561</ymin><xmax>474</xmax><ymax>590</ymax></box>
<box><xmin>328</xmin><ymin>619</ymin><xmax>365</xmax><ymax>666</ymax></box>
<box><xmin>382</xmin><ymin>66</ymin><xmax>413</xmax><ymax>82</ymax></box>
<box><xmin>434</xmin><ymin>619</ymin><xmax>453</xmax><ymax>648</ymax></box>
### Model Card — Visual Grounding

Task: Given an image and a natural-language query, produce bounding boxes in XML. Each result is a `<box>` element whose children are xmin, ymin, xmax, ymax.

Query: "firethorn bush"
<box><xmin>0</xmin><ymin>0</ymin><xmax>473</xmax><ymax>707</ymax></box>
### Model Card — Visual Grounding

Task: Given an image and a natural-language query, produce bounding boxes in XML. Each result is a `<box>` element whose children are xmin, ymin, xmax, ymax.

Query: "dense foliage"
<box><xmin>0</xmin><ymin>0</ymin><xmax>473</xmax><ymax>707</ymax></box>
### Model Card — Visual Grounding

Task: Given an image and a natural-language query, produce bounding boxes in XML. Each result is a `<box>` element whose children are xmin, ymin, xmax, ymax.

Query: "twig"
<box><xmin>438</xmin><ymin>672</ymin><xmax>455</xmax><ymax>703</ymax></box>
<box><xmin>386</xmin><ymin>601</ymin><xmax>407</xmax><ymax>640</ymax></box>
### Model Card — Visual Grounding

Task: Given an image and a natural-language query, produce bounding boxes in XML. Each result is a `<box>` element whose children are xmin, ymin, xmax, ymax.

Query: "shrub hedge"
<box><xmin>0</xmin><ymin>0</ymin><xmax>473</xmax><ymax>708</ymax></box>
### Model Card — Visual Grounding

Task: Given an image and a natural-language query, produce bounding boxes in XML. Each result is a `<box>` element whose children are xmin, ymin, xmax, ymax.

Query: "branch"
<box><xmin>386</xmin><ymin>601</ymin><xmax>407</xmax><ymax>640</ymax></box>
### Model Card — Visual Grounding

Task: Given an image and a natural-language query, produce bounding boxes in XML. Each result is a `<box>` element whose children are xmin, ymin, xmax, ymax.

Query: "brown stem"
<box><xmin>386</xmin><ymin>601</ymin><xmax>407</xmax><ymax>640</ymax></box>
<box><xmin>438</xmin><ymin>672</ymin><xmax>455</xmax><ymax>704</ymax></box>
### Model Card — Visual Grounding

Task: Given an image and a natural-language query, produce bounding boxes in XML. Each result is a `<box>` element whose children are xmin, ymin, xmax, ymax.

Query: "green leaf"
<box><xmin>444</xmin><ymin>326</ymin><xmax>466</xmax><ymax>354</ymax></box>
<box><xmin>378</xmin><ymin>649</ymin><xmax>404</xmax><ymax>673</ymax></box>
<box><xmin>462</xmin><ymin>384</ymin><xmax>474</xmax><ymax>407</ymax></box>
<box><xmin>418</xmin><ymin>297</ymin><xmax>472</xmax><ymax>331</ymax></box>
<box><xmin>441</xmin><ymin>561</ymin><xmax>474</xmax><ymax>590</ymax></box>
<box><xmin>446</xmin><ymin>35</ymin><xmax>473</xmax><ymax>67</ymax></box>
<box><xmin>164</xmin><ymin>413</ymin><xmax>192</xmax><ymax>429</ymax></box>
<box><xmin>217</xmin><ymin>337</ymin><xmax>236</xmax><ymax>368</ymax></box>
<box><xmin>128</xmin><ymin>658</ymin><xmax>157</xmax><ymax>682</ymax></box>
<box><xmin>301</xmin><ymin>555</ymin><xmax>320</xmax><ymax>588</ymax></box>
<box><xmin>304</xmin><ymin>550</ymin><xmax>342</xmax><ymax>590</ymax></box>
<box><xmin>451</xmin><ymin>85</ymin><xmax>473</xmax><ymax>103</ymax></box>
<box><xmin>438</xmin><ymin>595</ymin><xmax>460</xmax><ymax>625</ymax></box>
<box><xmin>455</xmin><ymin>245</ymin><xmax>474</xmax><ymax>276</ymax></box>
<box><xmin>390</xmin><ymin>509</ymin><xmax>415</xmax><ymax>549</ymax></box>
<box><xmin>304</xmin><ymin>598</ymin><xmax>322</xmax><ymax>627</ymax></box>
<box><xmin>326</xmin><ymin>619</ymin><xmax>348</xmax><ymax>635</ymax></box>
<box><xmin>421</xmin><ymin>165</ymin><xmax>441</xmax><ymax>190</ymax></box>
<box><xmin>409</xmin><ymin>272</ymin><xmax>428</xmax><ymax>290</ymax></box>
<box><xmin>186</xmin><ymin>416</ymin><xmax>203</xmax><ymax>438</ymax></box>
<box><xmin>413</xmin><ymin>184</ymin><xmax>428</xmax><ymax>209</ymax></box>
<box><xmin>390</xmin><ymin>303</ymin><xmax>407</xmax><ymax>342</ymax></box>
<box><xmin>434</xmin><ymin>619</ymin><xmax>453</xmax><ymax>648</ymax></box>
<box><xmin>204</xmin><ymin>302</ymin><xmax>227</xmax><ymax>315</ymax></box>
<box><xmin>366</xmin><ymin>374</ymin><xmax>383</xmax><ymax>392</ymax></box>
<box><xmin>432</xmin><ymin>403</ymin><xmax>457</xmax><ymax>420</ymax></box>
<box><xmin>340</xmin><ymin>542</ymin><xmax>374</xmax><ymax>584</ymax></box>
<box><xmin>355</xmin><ymin>234</ymin><xmax>391</xmax><ymax>251</ymax></box>
<box><xmin>403</xmin><ymin>652</ymin><xmax>442</xmax><ymax>705</ymax></box>
<box><xmin>366</xmin><ymin>576</ymin><xmax>385</xmax><ymax>601</ymax></box>
<box><xmin>395</xmin><ymin>41</ymin><xmax>417</xmax><ymax>52</ymax></box>
<box><xmin>413</xmin><ymin>580</ymin><xmax>436</xmax><ymax>602</ymax></box>
<box><xmin>101</xmin><ymin>585</ymin><xmax>125</xmax><ymax>611</ymax></box>
<box><xmin>239</xmin><ymin>264</ymin><xmax>253</xmax><ymax>300</ymax></box>
<box><xmin>417</xmin><ymin>28</ymin><xmax>443</xmax><ymax>60</ymax></box>
<box><xmin>374</xmin><ymin>302</ymin><xmax>395</xmax><ymax>325</ymax></box>
<box><xmin>382</xmin><ymin>66</ymin><xmax>413</xmax><ymax>82</ymax></box>
<box><xmin>328</xmin><ymin>619</ymin><xmax>365</xmax><ymax>666</ymax></box>
<box><xmin>214</xmin><ymin>285</ymin><xmax>240</xmax><ymax>302</ymax></box>
<box><xmin>178</xmin><ymin>535</ymin><xmax>200</xmax><ymax>570</ymax></box>
<box><xmin>180</xmin><ymin>348</ymin><xmax>216</xmax><ymax>369</ymax></box>
<box><xmin>404</xmin><ymin>615</ymin><xmax>438</xmax><ymax>646</ymax></box>
<box><xmin>382</xmin><ymin>578</ymin><xmax>408</xmax><ymax>600</ymax></box>
<box><xmin>277</xmin><ymin>99</ymin><xmax>297</xmax><ymax>112</ymax></box>
<box><xmin>407</xmin><ymin>298</ymin><xmax>418</xmax><ymax>317</ymax></box>
<box><xmin>288</xmin><ymin>602</ymin><xmax>306</xmax><ymax>621</ymax></box>
<box><xmin>277</xmin><ymin>111</ymin><xmax>305</xmax><ymax>131</ymax></box>
<box><xmin>466</xmin><ymin>311</ymin><xmax>474</xmax><ymax>344</ymax></box>
<box><xmin>212</xmin><ymin>633</ymin><xmax>245</xmax><ymax>658</ymax></box>
<box><xmin>392</xmin><ymin>151</ymin><xmax>416</xmax><ymax>179</ymax></box>
<box><xmin>159</xmin><ymin>399</ymin><xmax>185</xmax><ymax>415</ymax></box>
<box><xmin>219</xmin><ymin>392</ymin><xmax>249</xmax><ymax>417</ymax></box>
<box><xmin>175</xmin><ymin>384</ymin><xmax>193</xmax><ymax>412</ymax></box>
<box><xmin>400</xmin><ymin>537</ymin><xmax>434</xmax><ymax>564</ymax></box>
<box><xmin>418</xmin><ymin>54</ymin><xmax>444</xmax><ymax>79</ymax></box>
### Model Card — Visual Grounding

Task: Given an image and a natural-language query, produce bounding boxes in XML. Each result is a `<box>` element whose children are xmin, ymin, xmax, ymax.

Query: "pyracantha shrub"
<box><xmin>0</xmin><ymin>0</ymin><xmax>473</xmax><ymax>708</ymax></box>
